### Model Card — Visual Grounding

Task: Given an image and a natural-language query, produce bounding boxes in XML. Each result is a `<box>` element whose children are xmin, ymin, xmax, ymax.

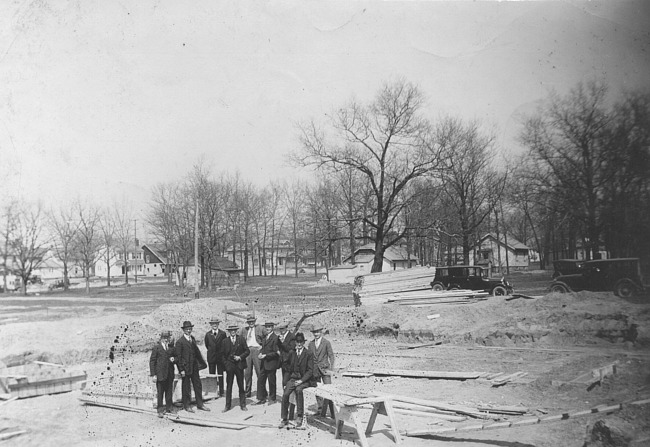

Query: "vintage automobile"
<box><xmin>549</xmin><ymin>258</ymin><xmax>645</xmax><ymax>298</ymax></box>
<box><xmin>430</xmin><ymin>265</ymin><xmax>514</xmax><ymax>296</ymax></box>
<box><xmin>552</xmin><ymin>259</ymin><xmax>584</xmax><ymax>279</ymax></box>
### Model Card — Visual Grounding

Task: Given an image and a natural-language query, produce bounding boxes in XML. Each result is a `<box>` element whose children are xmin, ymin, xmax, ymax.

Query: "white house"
<box><xmin>342</xmin><ymin>243</ymin><xmax>418</xmax><ymax>273</ymax></box>
<box><xmin>474</xmin><ymin>233</ymin><xmax>531</xmax><ymax>273</ymax></box>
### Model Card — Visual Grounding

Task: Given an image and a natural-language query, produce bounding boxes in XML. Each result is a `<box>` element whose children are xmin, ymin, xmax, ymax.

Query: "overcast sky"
<box><xmin>1</xmin><ymin>0</ymin><xmax>649</xmax><ymax>216</ymax></box>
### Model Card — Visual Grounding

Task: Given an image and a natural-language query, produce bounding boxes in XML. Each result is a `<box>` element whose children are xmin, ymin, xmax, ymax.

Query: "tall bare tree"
<box><xmin>72</xmin><ymin>201</ymin><xmax>102</xmax><ymax>295</ymax></box>
<box><xmin>1</xmin><ymin>199</ymin><xmax>19</xmax><ymax>293</ymax></box>
<box><xmin>12</xmin><ymin>203</ymin><xmax>47</xmax><ymax>295</ymax></box>
<box><xmin>113</xmin><ymin>202</ymin><xmax>134</xmax><ymax>284</ymax></box>
<box><xmin>293</xmin><ymin>78</ymin><xmax>443</xmax><ymax>272</ymax></box>
<box><xmin>98</xmin><ymin>208</ymin><xmax>116</xmax><ymax>286</ymax></box>
<box><xmin>48</xmin><ymin>205</ymin><xmax>78</xmax><ymax>290</ymax></box>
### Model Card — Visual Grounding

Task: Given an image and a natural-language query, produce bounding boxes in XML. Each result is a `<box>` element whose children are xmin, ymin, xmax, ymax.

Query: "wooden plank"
<box><xmin>477</xmin><ymin>405</ymin><xmax>528</xmax><ymax>415</ymax></box>
<box><xmin>0</xmin><ymin>430</ymin><xmax>27</xmax><ymax>441</ymax></box>
<box><xmin>373</xmin><ymin>392</ymin><xmax>493</xmax><ymax>419</ymax></box>
<box><xmin>353</xmin><ymin>369</ymin><xmax>482</xmax><ymax>380</ymax></box>
<box><xmin>393</xmin><ymin>407</ymin><xmax>467</xmax><ymax>422</ymax></box>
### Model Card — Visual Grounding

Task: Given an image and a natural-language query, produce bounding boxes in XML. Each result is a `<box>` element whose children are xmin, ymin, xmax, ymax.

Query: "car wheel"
<box><xmin>449</xmin><ymin>285</ymin><xmax>460</xmax><ymax>291</ymax></box>
<box><xmin>613</xmin><ymin>279</ymin><xmax>636</xmax><ymax>298</ymax></box>
<box><xmin>550</xmin><ymin>283</ymin><xmax>569</xmax><ymax>294</ymax></box>
<box><xmin>431</xmin><ymin>283</ymin><xmax>445</xmax><ymax>292</ymax></box>
<box><xmin>492</xmin><ymin>285</ymin><xmax>507</xmax><ymax>296</ymax></box>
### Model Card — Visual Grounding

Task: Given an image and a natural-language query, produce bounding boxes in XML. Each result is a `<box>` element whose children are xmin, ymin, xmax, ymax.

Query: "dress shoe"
<box><xmin>268</xmin><ymin>399</ymin><xmax>277</xmax><ymax>405</ymax></box>
<box><xmin>254</xmin><ymin>400</ymin><xmax>266</xmax><ymax>406</ymax></box>
<box><xmin>197</xmin><ymin>406</ymin><xmax>211</xmax><ymax>412</ymax></box>
<box><xmin>246</xmin><ymin>392</ymin><xmax>251</xmax><ymax>398</ymax></box>
<box><xmin>240</xmin><ymin>406</ymin><xmax>248</xmax><ymax>411</ymax></box>
<box><xmin>295</xmin><ymin>418</ymin><xmax>305</xmax><ymax>429</ymax></box>
<box><xmin>184</xmin><ymin>407</ymin><xmax>195</xmax><ymax>413</ymax></box>
<box><xmin>157</xmin><ymin>412</ymin><xmax>164</xmax><ymax>418</ymax></box>
<box><xmin>222</xmin><ymin>406</ymin><xmax>231</xmax><ymax>413</ymax></box>
<box><xmin>278</xmin><ymin>420</ymin><xmax>289</xmax><ymax>429</ymax></box>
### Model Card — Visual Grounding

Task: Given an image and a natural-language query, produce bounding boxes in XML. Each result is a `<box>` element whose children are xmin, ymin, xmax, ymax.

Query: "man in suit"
<box><xmin>175</xmin><ymin>320</ymin><xmax>210</xmax><ymax>413</ymax></box>
<box><xmin>279</xmin><ymin>332</ymin><xmax>315</xmax><ymax>429</ymax></box>
<box><xmin>204</xmin><ymin>316</ymin><xmax>227</xmax><ymax>397</ymax></box>
<box><xmin>238</xmin><ymin>314</ymin><xmax>264</xmax><ymax>398</ymax></box>
<box><xmin>255</xmin><ymin>321</ymin><xmax>280</xmax><ymax>405</ymax></box>
<box><xmin>277</xmin><ymin>322</ymin><xmax>295</xmax><ymax>388</ymax></box>
<box><xmin>149</xmin><ymin>330</ymin><xmax>176</xmax><ymax>418</ymax></box>
<box><xmin>307</xmin><ymin>327</ymin><xmax>336</xmax><ymax>414</ymax></box>
<box><xmin>221</xmin><ymin>324</ymin><xmax>250</xmax><ymax>412</ymax></box>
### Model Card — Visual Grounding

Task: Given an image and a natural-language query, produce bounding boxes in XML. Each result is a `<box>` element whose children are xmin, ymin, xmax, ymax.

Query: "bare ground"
<box><xmin>1</xmin><ymin>274</ymin><xmax>649</xmax><ymax>447</ymax></box>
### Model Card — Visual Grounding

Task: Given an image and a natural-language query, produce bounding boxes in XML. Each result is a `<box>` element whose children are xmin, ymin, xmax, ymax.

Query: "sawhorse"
<box><xmin>304</xmin><ymin>385</ymin><xmax>402</xmax><ymax>446</ymax></box>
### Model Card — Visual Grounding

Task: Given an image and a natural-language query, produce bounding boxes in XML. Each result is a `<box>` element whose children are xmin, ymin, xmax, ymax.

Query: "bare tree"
<box><xmin>282</xmin><ymin>180</ymin><xmax>306</xmax><ymax>277</ymax></box>
<box><xmin>435</xmin><ymin>117</ymin><xmax>507</xmax><ymax>265</ymax></box>
<box><xmin>293</xmin><ymin>79</ymin><xmax>443</xmax><ymax>272</ymax></box>
<box><xmin>72</xmin><ymin>201</ymin><xmax>102</xmax><ymax>295</ymax></box>
<box><xmin>98</xmin><ymin>208</ymin><xmax>116</xmax><ymax>286</ymax></box>
<box><xmin>48</xmin><ymin>205</ymin><xmax>78</xmax><ymax>290</ymax></box>
<box><xmin>113</xmin><ymin>202</ymin><xmax>134</xmax><ymax>284</ymax></box>
<box><xmin>12</xmin><ymin>203</ymin><xmax>47</xmax><ymax>295</ymax></box>
<box><xmin>1</xmin><ymin>199</ymin><xmax>19</xmax><ymax>293</ymax></box>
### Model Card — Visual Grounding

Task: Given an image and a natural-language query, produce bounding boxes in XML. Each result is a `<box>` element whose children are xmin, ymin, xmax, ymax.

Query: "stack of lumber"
<box><xmin>353</xmin><ymin>267</ymin><xmax>435</xmax><ymax>305</ymax></box>
<box><xmin>386</xmin><ymin>289</ymin><xmax>489</xmax><ymax>306</ymax></box>
<box><xmin>0</xmin><ymin>361</ymin><xmax>87</xmax><ymax>399</ymax></box>
<box><xmin>343</xmin><ymin>368</ymin><xmax>532</xmax><ymax>386</ymax></box>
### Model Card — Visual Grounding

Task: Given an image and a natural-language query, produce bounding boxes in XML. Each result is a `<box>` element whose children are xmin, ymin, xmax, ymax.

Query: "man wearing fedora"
<box><xmin>307</xmin><ymin>327</ymin><xmax>336</xmax><ymax>414</ymax></box>
<box><xmin>255</xmin><ymin>321</ymin><xmax>281</xmax><ymax>405</ymax></box>
<box><xmin>277</xmin><ymin>322</ymin><xmax>295</xmax><ymax>388</ymax></box>
<box><xmin>238</xmin><ymin>314</ymin><xmax>264</xmax><ymax>398</ymax></box>
<box><xmin>279</xmin><ymin>332</ymin><xmax>315</xmax><ymax>429</ymax></box>
<box><xmin>204</xmin><ymin>316</ymin><xmax>227</xmax><ymax>397</ymax></box>
<box><xmin>176</xmin><ymin>320</ymin><xmax>210</xmax><ymax>413</ymax></box>
<box><xmin>221</xmin><ymin>324</ymin><xmax>250</xmax><ymax>412</ymax></box>
<box><xmin>149</xmin><ymin>330</ymin><xmax>176</xmax><ymax>418</ymax></box>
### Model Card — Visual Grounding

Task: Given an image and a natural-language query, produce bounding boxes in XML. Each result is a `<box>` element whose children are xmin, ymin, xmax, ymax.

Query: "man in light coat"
<box><xmin>307</xmin><ymin>327</ymin><xmax>335</xmax><ymax>414</ymax></box>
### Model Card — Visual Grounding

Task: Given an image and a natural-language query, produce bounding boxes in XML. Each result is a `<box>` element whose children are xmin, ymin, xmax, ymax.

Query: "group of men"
<box><xmin>149</xmin><ymin>313</ymin><xmax>335</xmax><ymax>428</ymax></box>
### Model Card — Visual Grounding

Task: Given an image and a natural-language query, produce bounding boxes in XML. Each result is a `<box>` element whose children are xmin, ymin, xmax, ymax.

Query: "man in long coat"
<box><xmin>204</xmin><ymin>316</ymin><xmax>227</xmax><ymax>397</ymax></box>
<box><xmin>255</xmin><ymin>321</ymin><xmax>280</xmax><ymax>404</ymax></box>
<box><xmin>307</xmin><ymin>327</ymin><xmax>336</xmax><ymax>414</ymax></box>
<box><xmin>279</xmin><ymin>332</ymin><xmax>316</xmax><ymax>429</ymax></box>
<box><xmin>149</xmin><ymin>330</ymin><xmax>176</xmax><ymax>417</ymax></box>
<box><xmin>277</xmin><ymin>322</ymin><xmax>295</xmax><ymax>387</ymax></box>
<box><xmin>221</xmin><ymin>324</ymin><xmax>250</xmax><ymax>412</ymax></box>
<box><xmin>175</xmin><ymin>320</ymin><xmax>210</xmax><ymax>413</ymax></box>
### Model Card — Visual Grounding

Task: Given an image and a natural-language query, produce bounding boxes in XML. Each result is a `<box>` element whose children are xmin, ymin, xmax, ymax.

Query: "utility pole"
<box><xmin>194</xmin><ymin>200</ymin><xmax>199</xmax><ymax>299</ymax></box>
<box><xmin>134</xmin><ymin>219</ymin><xmax>138</xmax><ymax>284</ymax></box>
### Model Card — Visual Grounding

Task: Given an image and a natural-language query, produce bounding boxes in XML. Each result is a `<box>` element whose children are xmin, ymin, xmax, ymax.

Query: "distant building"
<box><xmin>342</xmin><ymin>243</ymin><xmax>418</xmax><ymax>272</ymax></box>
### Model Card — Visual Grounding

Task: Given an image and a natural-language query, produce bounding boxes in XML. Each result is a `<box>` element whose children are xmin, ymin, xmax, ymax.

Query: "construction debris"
<box><xmin>345</xmin><ymin>368</ymin><xmax>483</xmax><ymax>380</ymax></box>
<box><xmin>552</xmin><ymin>361</ymin><xmax>620</xmax><ymax>389</ymax></box>
<box><xmin>0</xmin><ymin>428</ymin><xmax>27</xmax><ymax>442</ymax></box>
<box><xmin>0</xmin><ymin>361</ymin><xmax>87</xmax><ymax>399</ymax></box>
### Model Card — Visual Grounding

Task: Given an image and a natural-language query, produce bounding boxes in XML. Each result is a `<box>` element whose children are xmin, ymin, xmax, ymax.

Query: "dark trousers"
<box><xmin>315</xmin><ymin>374</ymin><xmax>332</xmax><ymax>410</ymax></box>
<box><xmin>281</xmin><ymin>366</ymin><xmax>291</xmax><ymax>388</ymax></box>
<box><xmin>257</xmin><ymin>368</ymin><xmax>277</xmax><ymax>401</ymax></box>
<box><xmin>181</xmin><ymin>368</ymin><xmax>203</xmax><ymax>409</ymax></box>
<box><xmin>281</xmin><ymin>380</ymin><xmax>311</xmax><ymax>420</ymax></box>
<box><xmin>155</xmin><ymin>377</ymin><xmax>174</xmax><ymax>413</ymax></box>
<box><xmin>225</xmin><ymin>367</ymin><xmax>246</xmax><ymax>409</ymax></box>
<box><xmin>208</xmin><ymin>360</ymin><xmax>225</xmax><ymax>395</ymax></box>
<box><xmin>244</xmin><ymin>347</ymin><xmax>261</xmax><ymax>395</ymax></box>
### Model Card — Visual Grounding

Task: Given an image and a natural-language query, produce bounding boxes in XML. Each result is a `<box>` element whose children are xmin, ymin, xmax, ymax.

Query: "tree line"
<box><xmin>2</xmin><ymin>78</ymin><xmax>648</xmax><ymax>295</ymax></box>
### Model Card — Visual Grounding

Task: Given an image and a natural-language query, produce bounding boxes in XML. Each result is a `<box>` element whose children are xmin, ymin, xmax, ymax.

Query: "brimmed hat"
<box><xmin>181</xmin><ymin>321</ymin><xmax>194</xmax><ymax>329</ymax></box>
<box><xmin>264</xmin><ymin>321</ymin><xmax>276</xmax><ymax>327</ymax></box>
<box><xmin>226</xmin><ymin>325</ymin><xmax>239</xmax><ymax>331</ymax></box>
<box><xmin>245</xmin><ymin>314</ymin><xmax>257</xmax><ymax>323</ymax></box>
<box><xmin>160</xmin><ymin>330</ymin><xmax>172</xmax><ymax>338</ymax></box>
<box><xmin>310</xmin><ymin>327</ymin><xmax>324</xmax><ymax>333</ymax></box>
<box><xmin>277</xmin><ymin>323</ymin><xmax>289</xmax><ymax>330</ymax></box>
<box><xmin>209</xmin><ymin>316</ymin><xmax>221</xmax><ymax>324</ymax></box>
<box><xmin>294</xmin><ymin>332</ymin><xmax>306</xmax><ymax>343</ymax></box>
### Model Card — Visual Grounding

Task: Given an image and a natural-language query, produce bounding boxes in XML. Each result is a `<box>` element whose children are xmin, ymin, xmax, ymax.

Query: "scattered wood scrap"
<box><xmin>0</xmin><ymin>428</ymin><xmax>27</xmax><ymax>442</ymax></box>
<box><xmin>397</xmin><ymin>342</ymin><xmax>442</xmax><ymax>350</ymax></box>
<box><xmin>505</xmin><ymin>294</ymin><xmax>536</xmax><ymax>301</ymax></box>
<box><xmin>345</xmin><ymin>368</ymin><xmax>483</xmax><ymax>380</ymax></box>
<box><xmin>553</xmin><ymin>361</ymin><xmax>619</xmax><ymax>389</ymax></box>
<box><xmin>403</xmin><ymin>398</ymin><xmax>650</xmax><ymax>437</ymax></box>
<box><xmin>0</xmin><ymin>362</ymin><xmax>86</xmax><ymax>399</ymax></box>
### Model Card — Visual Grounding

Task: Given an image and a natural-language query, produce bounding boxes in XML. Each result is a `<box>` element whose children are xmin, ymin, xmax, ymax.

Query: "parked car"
<box><xmin>549</xmin><ymin>258</ymin><xmax>645</xmax><ymax>298</ymax></box>
<box><xmin>552</xmin><ymin>259</ymin><xmax>584</xmax><ymax>279</ymax></box>
<box><xmin>430</xmin><ymin>265</ymin><xmax>514</xmax><ymax>296</ymax></box>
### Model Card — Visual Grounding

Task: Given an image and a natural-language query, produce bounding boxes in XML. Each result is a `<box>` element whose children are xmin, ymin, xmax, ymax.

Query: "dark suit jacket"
<box><xmin>308</xmin><ymin>337</ymin><xmax>335</xmax><ymax>377</ymax></box>
<box><xmin>176</xmin><ymin>335</ymin><xmax>207</xmax><ymax>375</ymax></box>
<box><xmin>287</xmin><ymin>348</ymin><xmax>316</xmax><ymax>385</ymax></box>
<box><xmin>149</xmin><ymin>341</ymin><xmax>175</xmax><ymax>381</ymax></box>
<box><xmin>278</xmin><ymin>331</ymin><xmax>295</xmax><ymax>369</ymax></box>
<box><xmin>204</xmin><ymin>329</ymin><xmax>227</xmax><ymax>364</ymax></box>
<box><xmin>259</xmin><ymin>332</ymin><xmax>280</xmax><ymax>371</ymax></box>
<box><xmin>221</xmin><ymin>335</ymin><xmax>250</xmax><ymax>371</ymax></box>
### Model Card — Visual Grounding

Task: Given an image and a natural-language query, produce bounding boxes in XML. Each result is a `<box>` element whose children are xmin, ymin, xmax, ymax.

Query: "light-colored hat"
<box><xmin>277</xmin><ymin>323</ymin><xmax>289</xmax><ymax>330</ymax></box>
<box><xmin>245</xmin><ymin>314</ymin><xmax>257</xmax><ymax>323</ymax></box>
<box><xmin>264</xmin><ymin>321</ymin><xmax>276</xmax><ymax>327</ymax></box>
<box><xmin>209</xmin><ymin>316</ymin><xmax>221</xmax><ymax>324</ymax></box>
<box><xmin>160</xmin><ymin>330</ymin><xmax>172</xmax><ymax>338</ymax></box>
<box><xmin>226</xmin><ymin>325</ymin><xmax>239</xmax><ymax>331</ymax></box>
<box><xmin>310</xmin><ymin>327</ymin><xmax>324</xmax><ymax>333</ymax></box>
<box><xmin>181</xmin><ymin>321</ymin><xmax>194</xmax><ymax>329</ymax></box>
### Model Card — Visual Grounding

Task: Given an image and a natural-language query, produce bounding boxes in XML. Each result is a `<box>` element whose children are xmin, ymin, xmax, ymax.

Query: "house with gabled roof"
<box><xmin>474</xmin><ymin>233</ymin><xmax>531</xmax><ymax>272</ymax></box>
<box><xmin>341</xmin><ymin>243</ymin><xmax>418</xmax><ymax>274</ymax></box>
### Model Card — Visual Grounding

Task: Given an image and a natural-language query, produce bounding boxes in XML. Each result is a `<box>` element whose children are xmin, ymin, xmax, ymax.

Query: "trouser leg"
<box><xmin>181</xmin><ymin>375</ymin><xmax>192</xmax><ymax>408</ymax></box>
<box><xmin>156</xmin><ymin>380</ymin><xmax>165</xmax><ymax>412</ymax></box>
<box><xmin>225</xmin><ymin>370</ymin><xmax>234</xmax><ymax>408</ymax></box>
<box><xmin>235</xmin><ymin>369</ymin><xmax>246</xmax><ymax>407</ymax></box>
<box><xmin>316</xmin><ymin>374</ymin><xmax>331</xmax><ymax>410</ymax></box>
<box><xmin>216</xmin><ymin>361</ymin><xmax>225</xmax><ymax>395</ymax></box>
<box><xmin>191</xmin><ymin>369</ymin><xmax>203</xmax><ymax>407</ymax></box>
<box><xmin>268</xmin><ymin>369</ymin><xmax>277</xmax><ymax>400</ymax></box>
